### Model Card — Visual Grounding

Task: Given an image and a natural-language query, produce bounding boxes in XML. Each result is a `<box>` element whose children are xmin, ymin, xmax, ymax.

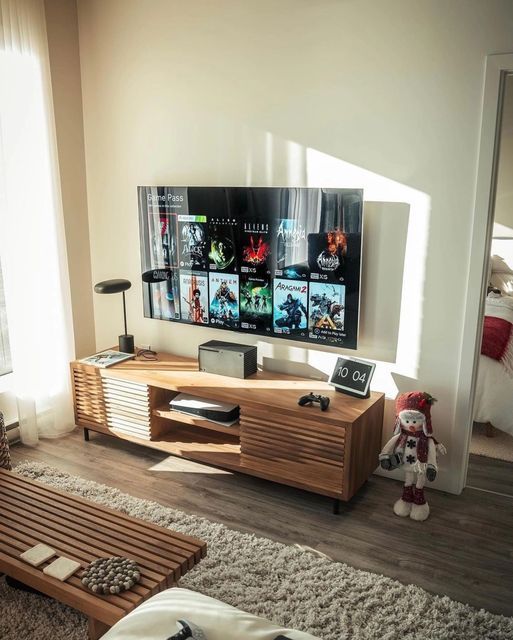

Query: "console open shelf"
<box><xmin>81</xmin><ymin>420</ymin><xmax>241</xmax><ymax>467</ymax></box>
<box><xmin>153</xmin><ymin>405</ymin><xmax>241</xmax><ymax>436</ymax></box>
<box><xmin>71</xmin><ymin>349</ymin><xmax>385</xmax><ymax>503</ymax></box>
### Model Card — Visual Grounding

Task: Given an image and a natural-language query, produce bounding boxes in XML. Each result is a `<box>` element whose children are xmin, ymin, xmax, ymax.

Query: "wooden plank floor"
<box><xmin>9</xmin><ymin>430</ymin><xmax>513</xmax><ymax>617</ymax></box>
<box><xmin>467</xmin><ymin>453</ymin><xmax>513</xmax><ymax>496</ymax></box>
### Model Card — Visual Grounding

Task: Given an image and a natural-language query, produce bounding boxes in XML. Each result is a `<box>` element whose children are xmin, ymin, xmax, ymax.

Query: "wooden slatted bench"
<box><xmin>0</xmin><ymin>468</ymin><xmax>206</xmax><ymax>639</ymax></box>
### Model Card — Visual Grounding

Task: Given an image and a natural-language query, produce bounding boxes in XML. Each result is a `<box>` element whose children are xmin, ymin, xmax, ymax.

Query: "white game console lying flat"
<box><xmin>169</xmin><ymin>393</ymin><xmax>240</xmax><ymax>426</ymax></box>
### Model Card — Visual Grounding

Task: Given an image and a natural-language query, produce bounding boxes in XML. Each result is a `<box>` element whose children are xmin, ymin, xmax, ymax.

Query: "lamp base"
<box><xmin>119</xmin><ymin>334</ymin><xmax>135</xmax><ymax>354</ymax></box>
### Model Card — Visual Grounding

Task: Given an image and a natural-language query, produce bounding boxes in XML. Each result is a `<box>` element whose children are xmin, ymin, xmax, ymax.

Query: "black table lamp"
<box><xmin>94</xmin><ymin>279</ymin><xmax>135</xmax><ymax>353</ymax></box>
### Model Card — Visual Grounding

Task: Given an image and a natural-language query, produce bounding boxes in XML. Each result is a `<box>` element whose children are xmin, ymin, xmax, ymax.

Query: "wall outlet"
<box><xmin>139</xmin><ymin>344</ymin><xmax>151</xmax><ymax>351</ymax></box>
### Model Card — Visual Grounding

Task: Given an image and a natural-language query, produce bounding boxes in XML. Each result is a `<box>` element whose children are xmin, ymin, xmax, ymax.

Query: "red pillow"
<box><xmin>481</xmin><ymin>316</ymin><xmax>513</xmax><ymax>361</ymax></box>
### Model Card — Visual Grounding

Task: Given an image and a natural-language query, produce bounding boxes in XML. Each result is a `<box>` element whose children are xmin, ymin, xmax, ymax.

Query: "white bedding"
<box><xmin>474</xmin><ymin>354</ymin><xmax>513</xmax><ymax>436</ymax></box>
<box><xmin>473</xmin><ymin>295</ymin><xmax>513</xmax><ymax>436</ymax></box>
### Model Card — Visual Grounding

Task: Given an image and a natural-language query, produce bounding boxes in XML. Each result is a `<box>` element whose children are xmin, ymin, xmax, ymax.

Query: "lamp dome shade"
<box><xmin>94</xmin><ymin>279</ymin><xmax>132</xmax><ymax>294</ymax></box>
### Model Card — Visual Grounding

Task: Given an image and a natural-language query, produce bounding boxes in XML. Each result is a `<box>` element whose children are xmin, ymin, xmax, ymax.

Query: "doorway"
<box><xmin>466</xmin><ymin>68</ymin><xmax>513</xmax><ymax>494</ymax></box>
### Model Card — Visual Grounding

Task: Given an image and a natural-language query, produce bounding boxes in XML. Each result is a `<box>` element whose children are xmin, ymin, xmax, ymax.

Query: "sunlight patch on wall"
<box><xmin>248</xmin><ymin>139</ymin><xmax>431</xmax><ymax>399</ymax></box>
<box><xmin>305</xmin><ymin>148</ymin><xmax>430</xmax><ymax>381</ymax></box>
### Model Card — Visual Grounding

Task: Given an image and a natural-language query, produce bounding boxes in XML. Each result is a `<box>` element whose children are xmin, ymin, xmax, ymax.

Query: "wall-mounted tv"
<box><xmin>138</xmin><ymin>186</ymin><xmax>363</xmax><ymax>349</ymax></box>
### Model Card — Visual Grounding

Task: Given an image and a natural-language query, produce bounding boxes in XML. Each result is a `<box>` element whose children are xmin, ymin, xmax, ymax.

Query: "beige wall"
<box><xmin>76</xmin><ymin>0</ymin><xmax>513</xmax><ymax>493</ymax></box>
<box><xmin>494</xmin><ymin>74</ymin><xmax>513</xmax><ymax>235</ymax></box>
<box><xmin>45</xmin><ymin>0</ymin><xmax>95</xmax><ymax>358</ymax></box>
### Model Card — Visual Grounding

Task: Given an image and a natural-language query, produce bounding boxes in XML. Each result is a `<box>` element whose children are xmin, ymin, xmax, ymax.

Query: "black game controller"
<box><xmin>298</xmin><ymin>392</ymin><xmax>330</xmax><ymax>411</ymax></box>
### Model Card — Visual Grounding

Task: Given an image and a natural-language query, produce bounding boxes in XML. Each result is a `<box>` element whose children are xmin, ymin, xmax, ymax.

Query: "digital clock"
<box><xmin>329</xmin><ymin>356</ymin><xmax>375</xmax><ymax>399</ymax></box>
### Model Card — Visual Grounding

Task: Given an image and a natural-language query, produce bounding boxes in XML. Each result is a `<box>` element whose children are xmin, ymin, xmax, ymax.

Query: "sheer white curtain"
<box><xmin>0</xmin><ymin>0</ymin><xmax>75</xmax><ymax>443</ymax></box>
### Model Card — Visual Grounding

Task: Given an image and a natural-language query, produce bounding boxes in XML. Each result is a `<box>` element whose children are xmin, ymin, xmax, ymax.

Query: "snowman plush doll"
<box><xmin>379</xmin><ymin>391</ymin><xmax>446</xmax><ymax>521</ymax></box>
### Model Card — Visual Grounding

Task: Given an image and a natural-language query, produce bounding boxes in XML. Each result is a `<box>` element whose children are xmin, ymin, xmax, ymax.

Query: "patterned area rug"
<box><xmin>3</xmin><ymin>461</ymin><xmax>513</xmax><ymax>640</ymax></box>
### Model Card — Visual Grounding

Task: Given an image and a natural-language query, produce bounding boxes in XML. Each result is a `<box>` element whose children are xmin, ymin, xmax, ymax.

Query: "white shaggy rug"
<box><xmin>2</xmin><ymin>461</ymin><xmax>513</xmax><ymax>640</ymax></box>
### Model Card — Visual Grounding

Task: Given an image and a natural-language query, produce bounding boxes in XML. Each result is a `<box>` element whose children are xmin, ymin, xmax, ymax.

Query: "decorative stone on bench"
<box><xmin>82</xmin><ymin>557</ymin><xmax>141</xmax><ymax>594</ymax></box>
<box><xmin>101</xmin><ymin>588</ymin><xmax>320</xmax><ymax>640</ymax></box>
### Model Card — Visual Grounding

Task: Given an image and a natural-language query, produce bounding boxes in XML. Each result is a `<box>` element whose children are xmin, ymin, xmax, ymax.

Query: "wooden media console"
<box><xmin>71</xmin><ymin>350</ymin><xmax>384</xmax><ymax>509</ymax></box>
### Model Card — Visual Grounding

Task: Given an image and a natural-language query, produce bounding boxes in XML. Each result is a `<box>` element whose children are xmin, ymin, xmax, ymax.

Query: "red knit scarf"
<box><xmin>398</xmin><ymin>429</ymin><xmax>428</xmax><ymax>463</ymax></box>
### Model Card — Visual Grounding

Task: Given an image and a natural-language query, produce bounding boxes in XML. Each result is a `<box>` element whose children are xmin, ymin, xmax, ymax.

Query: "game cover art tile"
<box><xmin>150</xmin><ymin>270</ymin><xmax>181</xmax><ymax>321</ymax></box>
<box><xmin>178</xmin><ymin>214</ymin><xmax>208</xmax><ymax>270</ymax></box>
<box><xmin>308</xmin><ymin>230</ymin><xmax>347</xmax><ymax>282</ymax></box>
<box><xmin>147</xmin><ymin>212</ymin><xmax>178</xmax><ymax>268</ymax></box>
<box><xmin>180</xmin><ymin>271</ymin><xmax>208</xmax><ymax>324</ymax></box>
<box><xmin>273</xmin><ymin>278</ymin><xmax>308</xmax><ymax>336</ymax></box>
<box><xmin>209</xmin><ymin>273</ymin><xmax>239</xmax><ymax>329</ymax></box>
<box><xmin>208</xmin><ymin>217</ymin><xmax>238</xmax><ymax>271</ymax></box>
<box><xmin>240</xmin><ymin>221</ymin><xmax>271</xmax><ymax>275</ymax></box>
<box><xmin>308</xmin><ymin>281</ymin><xmax>346</xmax><ymax>344</ymax></box>
<box><xmin>240</xmin><ymin>276</ymin><xmax>272</xmax><ymax>333</ymax></box>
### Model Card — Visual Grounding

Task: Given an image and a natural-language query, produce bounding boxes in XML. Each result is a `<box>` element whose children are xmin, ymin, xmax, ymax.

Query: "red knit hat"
<box><xmin>395</xmin><ymin>391</ymin><xmax>437</xmax><ymax>436</ymax></box>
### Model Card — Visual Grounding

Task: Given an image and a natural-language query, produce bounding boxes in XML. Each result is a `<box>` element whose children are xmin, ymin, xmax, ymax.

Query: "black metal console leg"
<box><xmin>84</xmin><ymin>428</ymin><xmax>90</xmax><ymax>442</ymax></box>
<box><xmin>332</xmin><ymin>499</ymin><xmax>341</xmax><ymax>515</ymax></box>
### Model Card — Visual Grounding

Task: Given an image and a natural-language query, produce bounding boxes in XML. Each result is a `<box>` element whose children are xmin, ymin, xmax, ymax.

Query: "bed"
<box><xmin>474</xmin><ymin>256</ymin><xmax>513</xmax><ymax>436</ymax></box>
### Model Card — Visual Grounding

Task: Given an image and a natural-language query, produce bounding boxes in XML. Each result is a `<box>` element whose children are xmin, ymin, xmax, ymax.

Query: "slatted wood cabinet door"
<box><xmin>240</xmin><ymin>407</ymin><xmax>346</xmax><ymax>498</ymax></box>
<box><xmin>71</xmin><ymin>363</ymin><xmax>107</xmax><ymax>428</ymax></box>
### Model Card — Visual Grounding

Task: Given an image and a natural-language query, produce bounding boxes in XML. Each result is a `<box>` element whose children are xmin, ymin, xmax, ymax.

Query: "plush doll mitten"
<box><xmin>379</xmin><ymin>432</ymin><xmax>402</xmax><ymax>470</ymax></box>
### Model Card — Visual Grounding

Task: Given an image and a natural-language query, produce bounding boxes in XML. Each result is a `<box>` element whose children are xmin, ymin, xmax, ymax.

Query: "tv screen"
<box><xmin>138</xmin><ymin>186</ymin><xmax>363</xmax><ymax>349</ymax></box>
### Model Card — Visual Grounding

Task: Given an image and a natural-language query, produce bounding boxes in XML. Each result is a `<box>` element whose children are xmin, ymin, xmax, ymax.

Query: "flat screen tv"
<box><xmin>138</xmin><ymin>186</ymin><xmax>363</xmax><ymax>349</ymax></box>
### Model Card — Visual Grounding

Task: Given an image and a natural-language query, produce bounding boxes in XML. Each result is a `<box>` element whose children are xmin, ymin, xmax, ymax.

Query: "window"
<box><xmin>0</xmin><ymin>260</ymin><xmax>12</xmax><ymax>376</ymax></box>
